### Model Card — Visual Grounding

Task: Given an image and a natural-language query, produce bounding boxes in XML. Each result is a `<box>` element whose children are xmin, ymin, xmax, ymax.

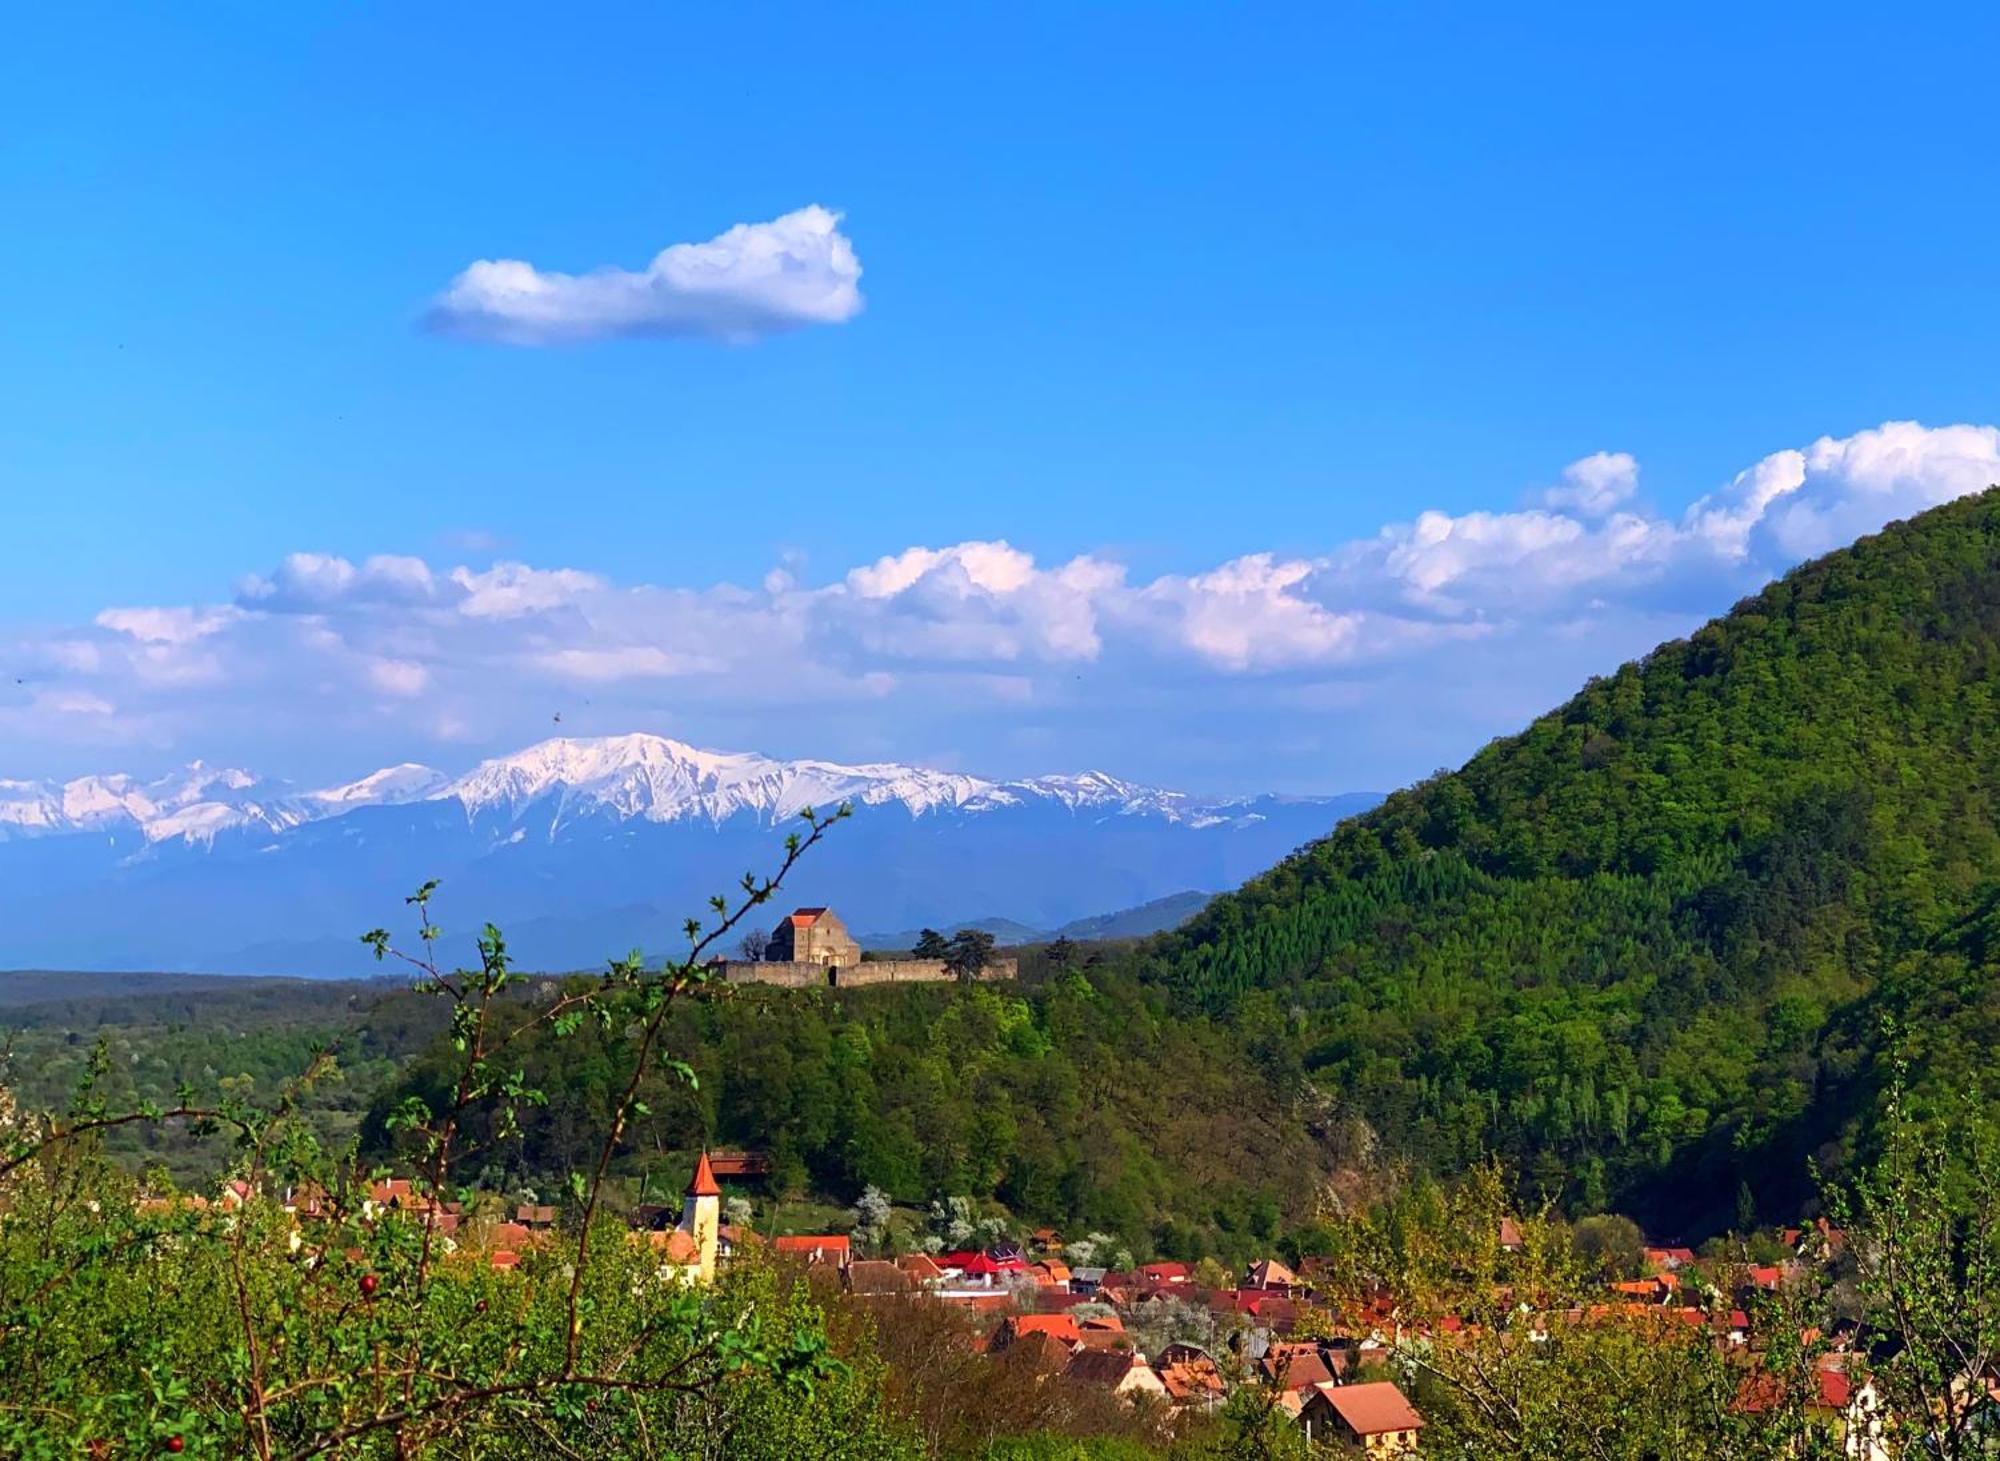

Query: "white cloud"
<box><xmin>238</xmin><ymin>553</ymin><xmax>442</xmax><ymax>612</ymax></box>
<box><xmin>449</xmin><ymin>563</ymin><xmax>604</xmax><ymax>619</ymax></box>
<box><xmin>536</xmin><ymin>647</ymin><xmax>692</xmax><ymax>681</ymax></box>
<box><xmin>427</xmin><ymin>206</ymin><xmax>864</xmax><ymax>346</ymax></box>
<box><xmin>34</xmin><ymin>689</ymin><xmax>114</xmax><ymax>716</ymax></box>
<box><xmin>11</xmin><ymin>420</ymin><xmax>1998</xmax><ymax>791</ymax></box>
<box><xmin>367</xmin><ymin>659</ymin><xmax>431</xmax><ymax>698</ymax></box>
<box><xmin>95</xmin><ymin>606</ymin><xmax>241</xmax><ymax>644</ymax></box>
<box><xmin>1541</xmin><ymin>451</ymin><xmax>1639</xmax><ymax>516</ymax></box>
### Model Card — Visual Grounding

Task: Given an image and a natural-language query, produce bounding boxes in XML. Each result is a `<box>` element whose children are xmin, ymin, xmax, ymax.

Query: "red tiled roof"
<box><xmin>1262</xmin><ymin>1350</ymin><xmax>1335</xmax><ymax>1391</ymax></box>
<box><xmin>773</xmin><ymin>1234</ymin><xmax>850</xmax><ymax>1263</ymax></box>
<box><xmin>1246</xmin><ymin>1258</ymin><xmax>1298</xmax><ymax>1289</ymax></box>
<box><xmin>687</xmin><ymin>1151</ymin><xmax>721</xmax><ymax>1198</ymax></box>
<box><xmin>788</xmin><ymin>908</ymin><xmax>829</xmax><ymax>926</ymax></box>
<box><xmin>1158</xmin><ymin>1358</ymin><xmax>1225</xmax><ymax>1401</ymax></box>
<box><xmin>650</xmin><ymin>1228</ymin><xmax>700</xmax><ymax>1263</ymax></box>
<box><xmin>845</xmin><ymin>1260</ymin><xmax>912</xmax><ymax>1295</ymax></box>
<box><xmin>1322</xmin><ymin>1380</ymin><xmax>1424</xmax><ymax>1436</ymax></box>
<box><xmin>1001</xmin><ymin>1314</ymin><xmax>1082</xmax><ymax>1348</ymax></box>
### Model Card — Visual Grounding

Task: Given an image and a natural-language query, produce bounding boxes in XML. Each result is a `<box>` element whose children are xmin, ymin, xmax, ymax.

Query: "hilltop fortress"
<box><xmin>707</xmin><ymin>906</ymin><xmax>1017</xmax><ymax>989</ymax></box>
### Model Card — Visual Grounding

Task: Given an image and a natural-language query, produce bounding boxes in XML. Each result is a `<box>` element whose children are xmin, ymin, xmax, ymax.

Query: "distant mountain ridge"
<box><xmin>856</xmin><ymin>891</ymin><xmax>1216</xmax><ymax>952</ymax></box>
<box><xmin>0</xmin><ymin>734</ymin><xmax>1376</xmax><ymax>975</ymax></box>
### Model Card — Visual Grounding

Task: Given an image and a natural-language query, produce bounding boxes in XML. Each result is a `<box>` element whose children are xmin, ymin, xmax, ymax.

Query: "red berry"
<box><xmin>165</xmin><ymin>1439</ymin><xmax>185</xmax><ymax>1454</ymax></box>
<box><xmin>359</xmin><ymin>1273</ymin><xmax>379</xmax><ymax>1296</ymax></box>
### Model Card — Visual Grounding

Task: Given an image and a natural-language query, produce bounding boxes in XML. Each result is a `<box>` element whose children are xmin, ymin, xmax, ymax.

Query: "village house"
<box><xmin>773</xmin><ymin>1233</ymin><xmax>852</xmax><ymax>1268</ymax></box>
<box><xmin>1300</xmin><ymin>1380</ymin><xmax>1425</xmax><ymax>1455</ymax></box>
<box><xmin>1260</xmin><ymin>1342</ymin><xmax>1344</xmax><ymax>1393</ymax></box>
<box><xmin>1064</xmin><ymin>1348</ymin><xmax>1170</xmax><ymax>1403</ymax></box>
<box><xmin>1244</xmin><ymin>1257</ymin><xmax>1300</xmax><ymax>1293</ymax></box>
<box><xmin>844</xmin><ymin>1259</ymin><xmax>914</xmax><ymax>1297</ymax></box>
<box><xmin>1155</xmin><ymin>1343</ymin><xmax>1227</xmax><ymax>1412</ymax></box>
<box><xmin>989</xmin><ymin>1313</ymin><xmax>1083</xmax><ymax>1354</ymax></box>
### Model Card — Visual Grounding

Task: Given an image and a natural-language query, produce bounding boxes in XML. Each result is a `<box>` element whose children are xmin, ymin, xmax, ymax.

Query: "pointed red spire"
<box><xmin>687</xmin><ymin>1150</ymin><xmax>721</xmax><ymax>1198</ymax></box>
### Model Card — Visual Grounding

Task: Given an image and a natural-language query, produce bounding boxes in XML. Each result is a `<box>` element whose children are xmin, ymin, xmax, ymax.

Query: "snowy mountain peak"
<box><xmin>436</xmin><ymin>733</ymin><xmax>1005</xmax><ymax>828</ymax></box>
<box><xmin>3</xmin><ymin>732</ymin><xmax>1324</xmax><ymax>849</ymax></box>
<box><xmin>305</xmin><ymin>763</ymin><xmax>448</xmax><ymax>809</ymax></box>
<box><xmin>0</xmin><ymin>758</ymin><xmax>442</xmax><ymax>846</ymax></box>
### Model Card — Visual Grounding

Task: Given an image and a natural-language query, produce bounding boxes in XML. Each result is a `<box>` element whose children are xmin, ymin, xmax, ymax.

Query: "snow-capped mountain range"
<box><xmin>0</xmin><ymin>735</ymin><xmax>1287</xmax><ymax>846</ymax></box>
<box><xmin>0</xmin><ymin>734</ymin><xmax>1378</xmax><ymax>975</ymax></box>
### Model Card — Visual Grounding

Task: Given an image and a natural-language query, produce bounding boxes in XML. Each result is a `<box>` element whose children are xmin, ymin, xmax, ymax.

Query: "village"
<box><xmin>184</xmin><ymin>1150</ymin><xmax>1891</xmax><ymax>1459</ymax></box>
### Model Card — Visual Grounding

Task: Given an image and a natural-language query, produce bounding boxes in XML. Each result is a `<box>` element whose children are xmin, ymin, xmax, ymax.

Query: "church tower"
<box><xmin>680</xmin><ymin>1150</ymin><xmax>722</xmax><ymax>1282</ymax></box>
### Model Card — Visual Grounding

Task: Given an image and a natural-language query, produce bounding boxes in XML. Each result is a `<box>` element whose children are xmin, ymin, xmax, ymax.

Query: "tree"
<box><xmin>1046</xmin><ymin>936</ymin><xmax>1078</xmax><ymax>970</ymax></box>
<box><xmin>1571</xmin><ymin>1212</ymin><xmax>1646</xmax><ymax>1280</ymax></box>
<box><xmin>849</xmin><ymin>1184</ymin><xmax>893</xmax><ymax>1254</ymax></box>
<box><xmin>1303</xmin><ymin>1165</ymin><xmax>1822</xmax><ymax>1459</ymax></box>
<box><xmin>740</xmin><ymin>926</ymin><xmax>771</xmax><ymax>961</ymax></box>
<box><xmin>0</xmin><ymin>805</ymin><xmax>865</xmax><ymax>1457</ymax></box>
<box><xmin>1826</xmin><ymin>1073</ymin><xmax>2000</xmax><ymax>1461</ymax></box>
<box><xmin>912</xmin><ymin>928</ymin><xmax>950</xmax><ymax>960</ymax></box>
<box><xmin>947</xmin><ymin>928</ymin><xmax>997</xmax><ymax>980</ymax></box>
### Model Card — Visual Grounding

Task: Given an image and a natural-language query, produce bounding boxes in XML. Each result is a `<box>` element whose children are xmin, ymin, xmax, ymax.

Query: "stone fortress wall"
<box><xmin>709</xmin><ymin>958</ymin><xmax>1018</xmax><ymax>989</ymax></box>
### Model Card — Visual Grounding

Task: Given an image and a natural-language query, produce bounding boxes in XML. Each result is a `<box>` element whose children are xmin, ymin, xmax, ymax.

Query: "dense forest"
<box><xmin>1157</xmin><ymin>487</ymin><xmax>2000</xmax><ymax>1231</ymax></box>
<box><xmin>365</xmin><ymin>958</ymin><xmax>1322</xmax><ymax>1263</ymax></box>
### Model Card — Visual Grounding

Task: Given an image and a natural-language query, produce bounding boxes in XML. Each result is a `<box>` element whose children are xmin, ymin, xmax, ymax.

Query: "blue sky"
<box><xmin>6</xmin><ymin>4</ymin><xmax>2000</xmax><ymax>794</ymax></box>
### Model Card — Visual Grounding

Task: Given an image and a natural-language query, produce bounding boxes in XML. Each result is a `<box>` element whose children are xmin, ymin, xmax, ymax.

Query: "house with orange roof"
<box><xmin>490</xmin><ymin>1220</ymin><xmax>536</xmax><ymax>1252</ymax></box>
<box><xmin>1300</xmin><ymin>1380</ymin><xmax>1425</xmax><ymax>1455</ymax></box>
<box><xmin>1245</xmin><ymin>1257</ymin><xmax>1300</xmax><ymax>1292</ymax></box>
<box><xmin>1259</xmin><ymin>1344</ymin><xmax>1338</xmax><ymax>1393</ymax></box>
<box><xmin>773</xmin><ymin>1233</ymin><xmax>852</xmax><ymax>1268</ymax></box>
<box><xmin>990</xmin><ymin>1314</ymin><xmax>1083</xmax><ymax>1353</ymax></box>
<box><xmin>1155</xmin><ymin>1345</ymin><xmax>1226</xmax><ymax>1411</ymax></box>
<box><xmin>1031</xmin><ymin>1259</ymin><xmax>1073</xmax><ymax>1288</ymax></box>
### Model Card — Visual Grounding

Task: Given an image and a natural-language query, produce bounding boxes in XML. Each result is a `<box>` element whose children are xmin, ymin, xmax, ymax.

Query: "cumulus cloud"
<box><xmin>427</xmin><ymin>206</ymin><xmax>864</xmax><ymax>346</ymax></box>
<box><xmin>10</xmin><ymin>421</ymin><xmax>1998</xmax><ymax>790</ymax></box>
<box><xmin>1540</xmin><ymin>451</ymin><xmax>1639</xmax><ymax>516</ymax></box>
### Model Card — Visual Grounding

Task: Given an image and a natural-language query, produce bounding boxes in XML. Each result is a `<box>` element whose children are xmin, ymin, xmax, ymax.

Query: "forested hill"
<box><xmin>1155</xmin><ymin>488</ymin><xmax>2000</xmax><ymax>1231</ymax></box>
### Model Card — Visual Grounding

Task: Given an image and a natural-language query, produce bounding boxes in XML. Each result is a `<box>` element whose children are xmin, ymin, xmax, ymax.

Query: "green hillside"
<box><xmin>1155</xmin><ymin>488</ymin><xmax>2000</xmax><ymax>1230</ymax></box>
<box><xmin>353</xmin><ymin>491</ymin><xmax>2000</xmax><ymax>1246</ymax></box>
